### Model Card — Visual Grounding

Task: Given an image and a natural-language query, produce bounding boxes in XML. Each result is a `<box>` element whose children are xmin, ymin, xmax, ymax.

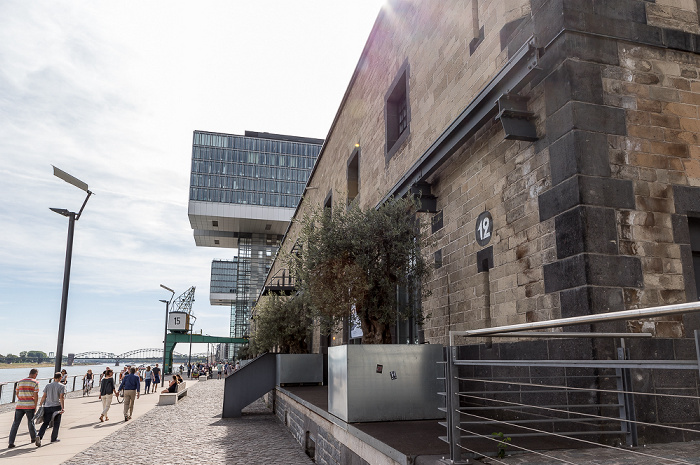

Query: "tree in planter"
<box><xmin>291</xmin><ymin>196</ymin><xmax>431</xmax><ymax>344</ymax></box>
<box><xmin>250</xmin><ymin>293</ymin><xmax>312</xmax><ymax>354</ymax></box>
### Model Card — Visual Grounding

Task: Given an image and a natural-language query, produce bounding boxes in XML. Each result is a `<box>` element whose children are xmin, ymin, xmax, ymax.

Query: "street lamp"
<box><xmin>188</xmin><ymin>315</ymin><xmax>197</xmax><ymax>373</ymax></box>
<box><xmin>159</xmin><ymin>284</ymin><xmax>175</xmax><ymax>386</ymax></box>
<box><xmin>50</xmin><ymin>166</ymin><xmax>93</xmax><ymax>374</ymax></box>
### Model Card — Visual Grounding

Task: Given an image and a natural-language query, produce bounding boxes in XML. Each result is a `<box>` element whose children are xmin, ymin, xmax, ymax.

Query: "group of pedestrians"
<box><xmin>7</xmin><ymin>363</ymin><xmax>172</xmax><ymax>449</ymax></box>
<box><xmin>8</xmin><ymin>369</ymin><xmax>65</xmax><ymax>448</ymax></box>
<box><xmin>183</xmin><ymin>360</ymin><xmax>239</xmax><ymax>380</ymax></box>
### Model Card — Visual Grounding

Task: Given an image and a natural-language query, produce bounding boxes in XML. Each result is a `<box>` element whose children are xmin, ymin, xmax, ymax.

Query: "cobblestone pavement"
<box><xmin>62</xmin><ymin>380</ymin><xmax>314</xmax><ymax>465</ymax></box>
<box><xmin>477</xmin><ymin>440</ymin><xmax>700</xmax><ymax>465</ymax></box>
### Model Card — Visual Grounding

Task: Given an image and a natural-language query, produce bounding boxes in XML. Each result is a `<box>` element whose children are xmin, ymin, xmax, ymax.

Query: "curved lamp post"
<box><xmin>51</xmin><ymin>166</ymin><xmax>93</xmax><ymax>374</ymax></box>
<box><xmin>159</xmin><ymin>284</ymin><xmax>175</xmax><ymax>386</ymax></box>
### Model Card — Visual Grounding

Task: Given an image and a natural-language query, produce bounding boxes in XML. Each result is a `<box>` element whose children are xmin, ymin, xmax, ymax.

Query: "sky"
<box><xmin>0</xmin><ymin>0</ymin><xmax>384</xmax><ymax>357</ymax></box>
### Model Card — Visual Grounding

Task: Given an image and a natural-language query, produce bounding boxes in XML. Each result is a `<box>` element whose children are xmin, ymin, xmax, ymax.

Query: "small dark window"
<box><xmin>397</xmin><ymin>97</ymin><xmax>408</xmax><ymax>136</ymax></box>
<box><xmin>432</xmin><ymin>210</ymin><xmax>443</xmax><ymax>234</ymax></box>
<box><xmin>212</xmin><ymin>220</ymin><xmax>219</xmax><ymax>227</ymax></box>
<box><xmin>347</xmin><ymin>147</ymin><xmax>360</xmax><ymax>205</ymax></box>
<box><xmin>434</xmin><ymin>249</ymin><xmax>443</xmax><ymax>269</ymax></box>
<box><xmin>385</xmin><ymin>60</ymin><xmax>410</xmax><ymax>162</ymax></box>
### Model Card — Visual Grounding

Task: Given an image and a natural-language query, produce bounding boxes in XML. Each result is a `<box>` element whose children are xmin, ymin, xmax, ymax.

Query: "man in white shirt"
<box><xmin>36</xmin><ymin>372</ymin><xmax>66</xmax><ymax>447</ymax></box>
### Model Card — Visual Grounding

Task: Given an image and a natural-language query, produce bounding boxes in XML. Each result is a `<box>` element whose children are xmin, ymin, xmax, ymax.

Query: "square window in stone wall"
<box><xmin>385</xmin><ymin>59</ymin><xmax>410</xmax><ymax>162</ymax></box>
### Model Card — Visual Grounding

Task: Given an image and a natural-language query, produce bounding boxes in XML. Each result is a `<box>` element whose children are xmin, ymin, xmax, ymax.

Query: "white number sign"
<box><xmin>475</xmin><ymin>211</ymin><xmax>493</xmax><ymax>247</ymax></box>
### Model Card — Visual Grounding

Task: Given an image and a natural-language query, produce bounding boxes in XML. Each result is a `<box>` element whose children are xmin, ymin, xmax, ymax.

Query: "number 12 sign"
<box><xmin>475</xmin><ymin>211</ymin><xmax>493</xmax><ymax>247</ymax></box>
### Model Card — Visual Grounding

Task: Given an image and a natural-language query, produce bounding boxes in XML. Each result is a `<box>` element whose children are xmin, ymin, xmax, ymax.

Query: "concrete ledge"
<box><xmin>277</xmin><ymin>387</ymin><xmax>417</xmax><ymax>465</ymax></box>
<box><xmin>158</xmin><ymin>393</ymin><xmax>178</xmax><ymax>405</ymax></box>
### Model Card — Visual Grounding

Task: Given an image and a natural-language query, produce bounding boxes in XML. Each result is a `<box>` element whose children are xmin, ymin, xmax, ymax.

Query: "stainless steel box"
<box><xmin>328</xmin><ymin>344</ymin><xmax>445</xmax><ymax>422</ymax></box>
<box><xmin>276</xmin><ymin>354</ymin><xmax>323</xmax><ymax>385</ymax></box>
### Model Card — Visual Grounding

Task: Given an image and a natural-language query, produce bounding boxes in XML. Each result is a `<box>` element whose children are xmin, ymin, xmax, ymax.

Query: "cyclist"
<box><xmin>83</xmin><ymin>369</ymin><xmax>94</xmax><ymax>395</ymax></box>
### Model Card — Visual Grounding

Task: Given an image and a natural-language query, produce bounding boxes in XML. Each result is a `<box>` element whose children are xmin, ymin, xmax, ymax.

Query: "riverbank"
<box><xmin>0</xmin><ymin>362</ymin><xmax>53</xmax><ymax>369</ymax></box>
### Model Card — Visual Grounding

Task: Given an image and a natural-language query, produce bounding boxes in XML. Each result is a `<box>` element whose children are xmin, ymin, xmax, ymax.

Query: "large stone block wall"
<box><xmin>267</xmin><ymin>0</ymin><xmax>531</xmax><ymax>298</ymax></box>
<box><xmin>603</xmin><ymin>42</ymin><xmax>700</xmax><ymax>334</ymax></box>
<box><xmin>274</xmin><ymin>391</ymin><xmax>394</xmax><ymax>465</ymax></box>
<box><xmin>422</xmin><ymin>109</ymin><xmax>558</xmax><ymax>345</ymax></box>
<box><xmin>267</xmin><ymin>0</ymin><xmax>700</xmax><ymax>348</ymax></box>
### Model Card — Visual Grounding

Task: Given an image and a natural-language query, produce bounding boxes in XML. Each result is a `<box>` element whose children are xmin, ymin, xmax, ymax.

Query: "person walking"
<box><xmin>36</xmin><ymin>372</ymin><xmax>66</xmax><ymax>446</ymax></box>
<box><xmin>100</xmin><ymin>366</ymin><xmax>112</xmax><ymax>383</ymax></box>
<box><xmin>7</xmin><ymin>368</ymin><xmax>39</xmax><ymax>448</ymax></box>
<box><xmin>151</xmin><ymin>363</ymin><xmax>161</xmax><ymax>392</ymax></box>
<box><xmin>117</xmin><ymin>367</ymin><xmax>140</xmax><ymax>421</ymax></box>
<box><xmin>142</xmin><ymin>366</ymin><xmax>153</xmax><ymax>394</ymax></box>
<box><xmin>98</xmin><ymin>369</ymin><xmax>117</xmax><ymax>422</ymax></box>
<box><xmin>187</xmin><ymin>363</ymin><xmax>192</xmax><ymax>378</ymax></box>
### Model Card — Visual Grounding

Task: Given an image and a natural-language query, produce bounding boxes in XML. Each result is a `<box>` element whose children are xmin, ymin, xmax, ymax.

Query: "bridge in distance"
<box><xmin>68</xmin><ymin>348</ymin><xmax>208</xmax><ymax>366</ymax></box>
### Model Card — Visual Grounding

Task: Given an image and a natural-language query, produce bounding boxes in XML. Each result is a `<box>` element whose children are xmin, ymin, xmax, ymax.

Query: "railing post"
<box><xmin>72</xmin><ymin>376</ymin><xmax>77</xmax><ymax>392</ymax></box>
<box><xmin>445</xmin><ymin>345</ymin><xmax>466</xmax><ymax>464</ymax></box>
<box><xmin>11</xmin><ymin>381</ymin><xmax>18</xmax><ymax>403</ymax></box>
<box><xmin>616</xmin><ymin>343</ymin><xmax>638</xmax><ymax>447</ymax></box>
<box><xmin>695</xmin><ymin>330</ymin><xmax>700</xmax><ymax>378</ymax></box>
<box><xmin>0</xmin><ymin>383</ymin><xmax>4</xmax><ymax>403</ymax></box>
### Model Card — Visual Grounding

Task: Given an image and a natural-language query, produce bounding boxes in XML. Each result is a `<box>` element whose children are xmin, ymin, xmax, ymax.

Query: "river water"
<box><xmin>0</xmin><ymin>364</ymin><xmax>113</xmax><ymax>405</ymax></box>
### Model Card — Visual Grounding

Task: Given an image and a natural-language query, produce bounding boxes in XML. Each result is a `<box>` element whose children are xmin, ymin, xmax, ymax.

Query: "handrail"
<box><xmin>449</xmin><ymin>301</ymin><xmax>700</xmax><ymax>345</ymax></box>
<box><xmin>442</xmin><ymin>301</ymin><xmax>700</xmax><ymax>463</ymax></box>
<box><xmin>0</xmin><ymin>374</ymin><xmax>103</xmax><ymax>405</ymax></box>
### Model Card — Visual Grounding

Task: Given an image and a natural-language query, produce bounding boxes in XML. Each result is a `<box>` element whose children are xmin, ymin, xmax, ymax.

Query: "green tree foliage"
<box><xmin>291</xmin><ymin>197</ymin><xmax>431</xmax><ymax>344</ymax></box>
<box><xmin>26</xmin><ymin>350</ymin><xmax>48</xmax><ymax>359</ymax></box>
<box><xmin>251</xmin><ymin>293</ymin><xmax>312</xmax><ymax>354</ymax></box>
<box><xmin>236</xmin><ymin>344</ymin><xmax>251</xmax><ymax>360</ymax></box>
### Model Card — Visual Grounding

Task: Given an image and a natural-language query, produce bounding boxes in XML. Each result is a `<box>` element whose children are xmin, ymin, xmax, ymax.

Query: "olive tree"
<box><xmin>250</xmin><ymin>293</ymin><xmax>312</xmax><ymax>354</ymax></box>
<box><xmin>291</xmin><ymin>197</ymin><xmax>431</xmax><ymax>344</ymax></box>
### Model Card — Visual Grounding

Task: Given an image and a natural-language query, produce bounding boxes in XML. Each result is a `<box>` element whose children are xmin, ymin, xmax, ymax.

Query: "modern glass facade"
<box><xmin>190</xmin><ymin>131</ymin><xmax>322</xmax><ymax>209</ymax></box>
<box><xmin>190</xmin><ymin>130</ymin><xmax>323</xmax><ymax>358</ymax></box>
<box><xmin>211</xmin><ymin>259</ymin><xmax>238</xmax><ymax>295</ymax></box>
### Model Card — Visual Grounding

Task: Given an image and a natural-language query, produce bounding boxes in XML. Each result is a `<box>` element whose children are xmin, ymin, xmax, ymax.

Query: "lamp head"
<box><xmin>49</xmin><ymin>208</ymin><xmax>71</xmax><ymax>217</ymax></box>
<box><xmin>52</xmin><ymin>165</ymin><xmax>89</xmax><ymax>192</ymax></box>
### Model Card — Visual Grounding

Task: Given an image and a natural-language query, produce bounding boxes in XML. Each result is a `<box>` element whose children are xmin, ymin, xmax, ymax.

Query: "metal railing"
<box><xmin>441</xmin><ymin>301</ymin><xmax>700</xmax><ymax>464</ymax></box>
<box><xmin>0</xmin><ymin>374</ymin><xmax>116</xmax><ymax>405</ymax></box>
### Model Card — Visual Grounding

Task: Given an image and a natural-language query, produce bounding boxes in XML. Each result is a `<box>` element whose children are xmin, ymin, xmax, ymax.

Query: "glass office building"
<box><xmin>190</xmin><ymin>130</ymin><xmax>321</xmax><ymax>210</ymax></box>
<box><xmin>189</xmin><ymin>130</ymin><xmax>323</xmax><ymax>357</ymax></box>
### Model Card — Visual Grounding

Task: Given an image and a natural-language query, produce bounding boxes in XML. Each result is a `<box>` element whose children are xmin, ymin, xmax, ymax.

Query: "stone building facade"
<box><xmin>266</xmin><ymin>0</ymin><xmax>700</xmax><ymax>444</ymax></box>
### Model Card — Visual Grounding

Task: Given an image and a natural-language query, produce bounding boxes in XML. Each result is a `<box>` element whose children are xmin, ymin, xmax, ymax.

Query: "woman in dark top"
<box><xmin>162</xmin><ymin>375</ymin><xmax>178</xmax><ymax>394</ymax></box>
<box><xmin>98</xmin><ymin>369</ymin><xmax>117</xmax><ymax>422</ymax></box>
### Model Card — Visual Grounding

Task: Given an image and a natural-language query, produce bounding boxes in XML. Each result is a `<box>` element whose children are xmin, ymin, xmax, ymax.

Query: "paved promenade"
<box><xmin>1</xmin><ymin>379</ymin><xmax>313</xmax><ymax>465</ymax></box>
<box><xmin>477</xmin><ymin>441</ymin><xmax>700</xmax><ymax>465</ymax></box>
<box><xmin>3</xmin><ymin>377</ymin><xmax>700</xmax><ymax>465</ymax></box>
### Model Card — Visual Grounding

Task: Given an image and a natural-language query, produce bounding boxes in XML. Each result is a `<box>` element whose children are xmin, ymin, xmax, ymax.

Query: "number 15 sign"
<box><xmin>475</xmin><ymin>211</ymin><xmax>493</xmax><ymax>247</ymax></box>
<box><xmin>168</xmin><ymin>311</ymin><xmax>190</xmax><ymax>333</ymax></box>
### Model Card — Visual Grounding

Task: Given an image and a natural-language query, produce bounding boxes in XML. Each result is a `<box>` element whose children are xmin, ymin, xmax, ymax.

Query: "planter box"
<box><xmin>328</xmin><ymin>344</ymin><xmax>445</xmax><ymax>422</ymax></box>
<box><xmin>276</xmin><ymin>354</ymin><xmax>323</xmax><ymax>385</ymax></box>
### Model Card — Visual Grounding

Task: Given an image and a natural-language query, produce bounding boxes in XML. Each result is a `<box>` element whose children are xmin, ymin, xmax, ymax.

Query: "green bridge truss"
<box><xmin>164</xmin><ymin>333</ymin><xmax>247</xmax><ymax>374</ymax></box>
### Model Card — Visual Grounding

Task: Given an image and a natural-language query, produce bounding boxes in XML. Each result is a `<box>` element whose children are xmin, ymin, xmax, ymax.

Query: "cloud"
<box><xmin>0</xmin><ymin>0</ymin><xmax>382</xmax><ymax>355</ymax></box>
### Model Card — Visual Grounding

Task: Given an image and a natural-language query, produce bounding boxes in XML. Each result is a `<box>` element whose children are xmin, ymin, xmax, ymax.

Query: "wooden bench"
<box><xmin>158</xmin><ymin>381</ymin><xmax>187</xmax><ymax>405</ymax></box>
